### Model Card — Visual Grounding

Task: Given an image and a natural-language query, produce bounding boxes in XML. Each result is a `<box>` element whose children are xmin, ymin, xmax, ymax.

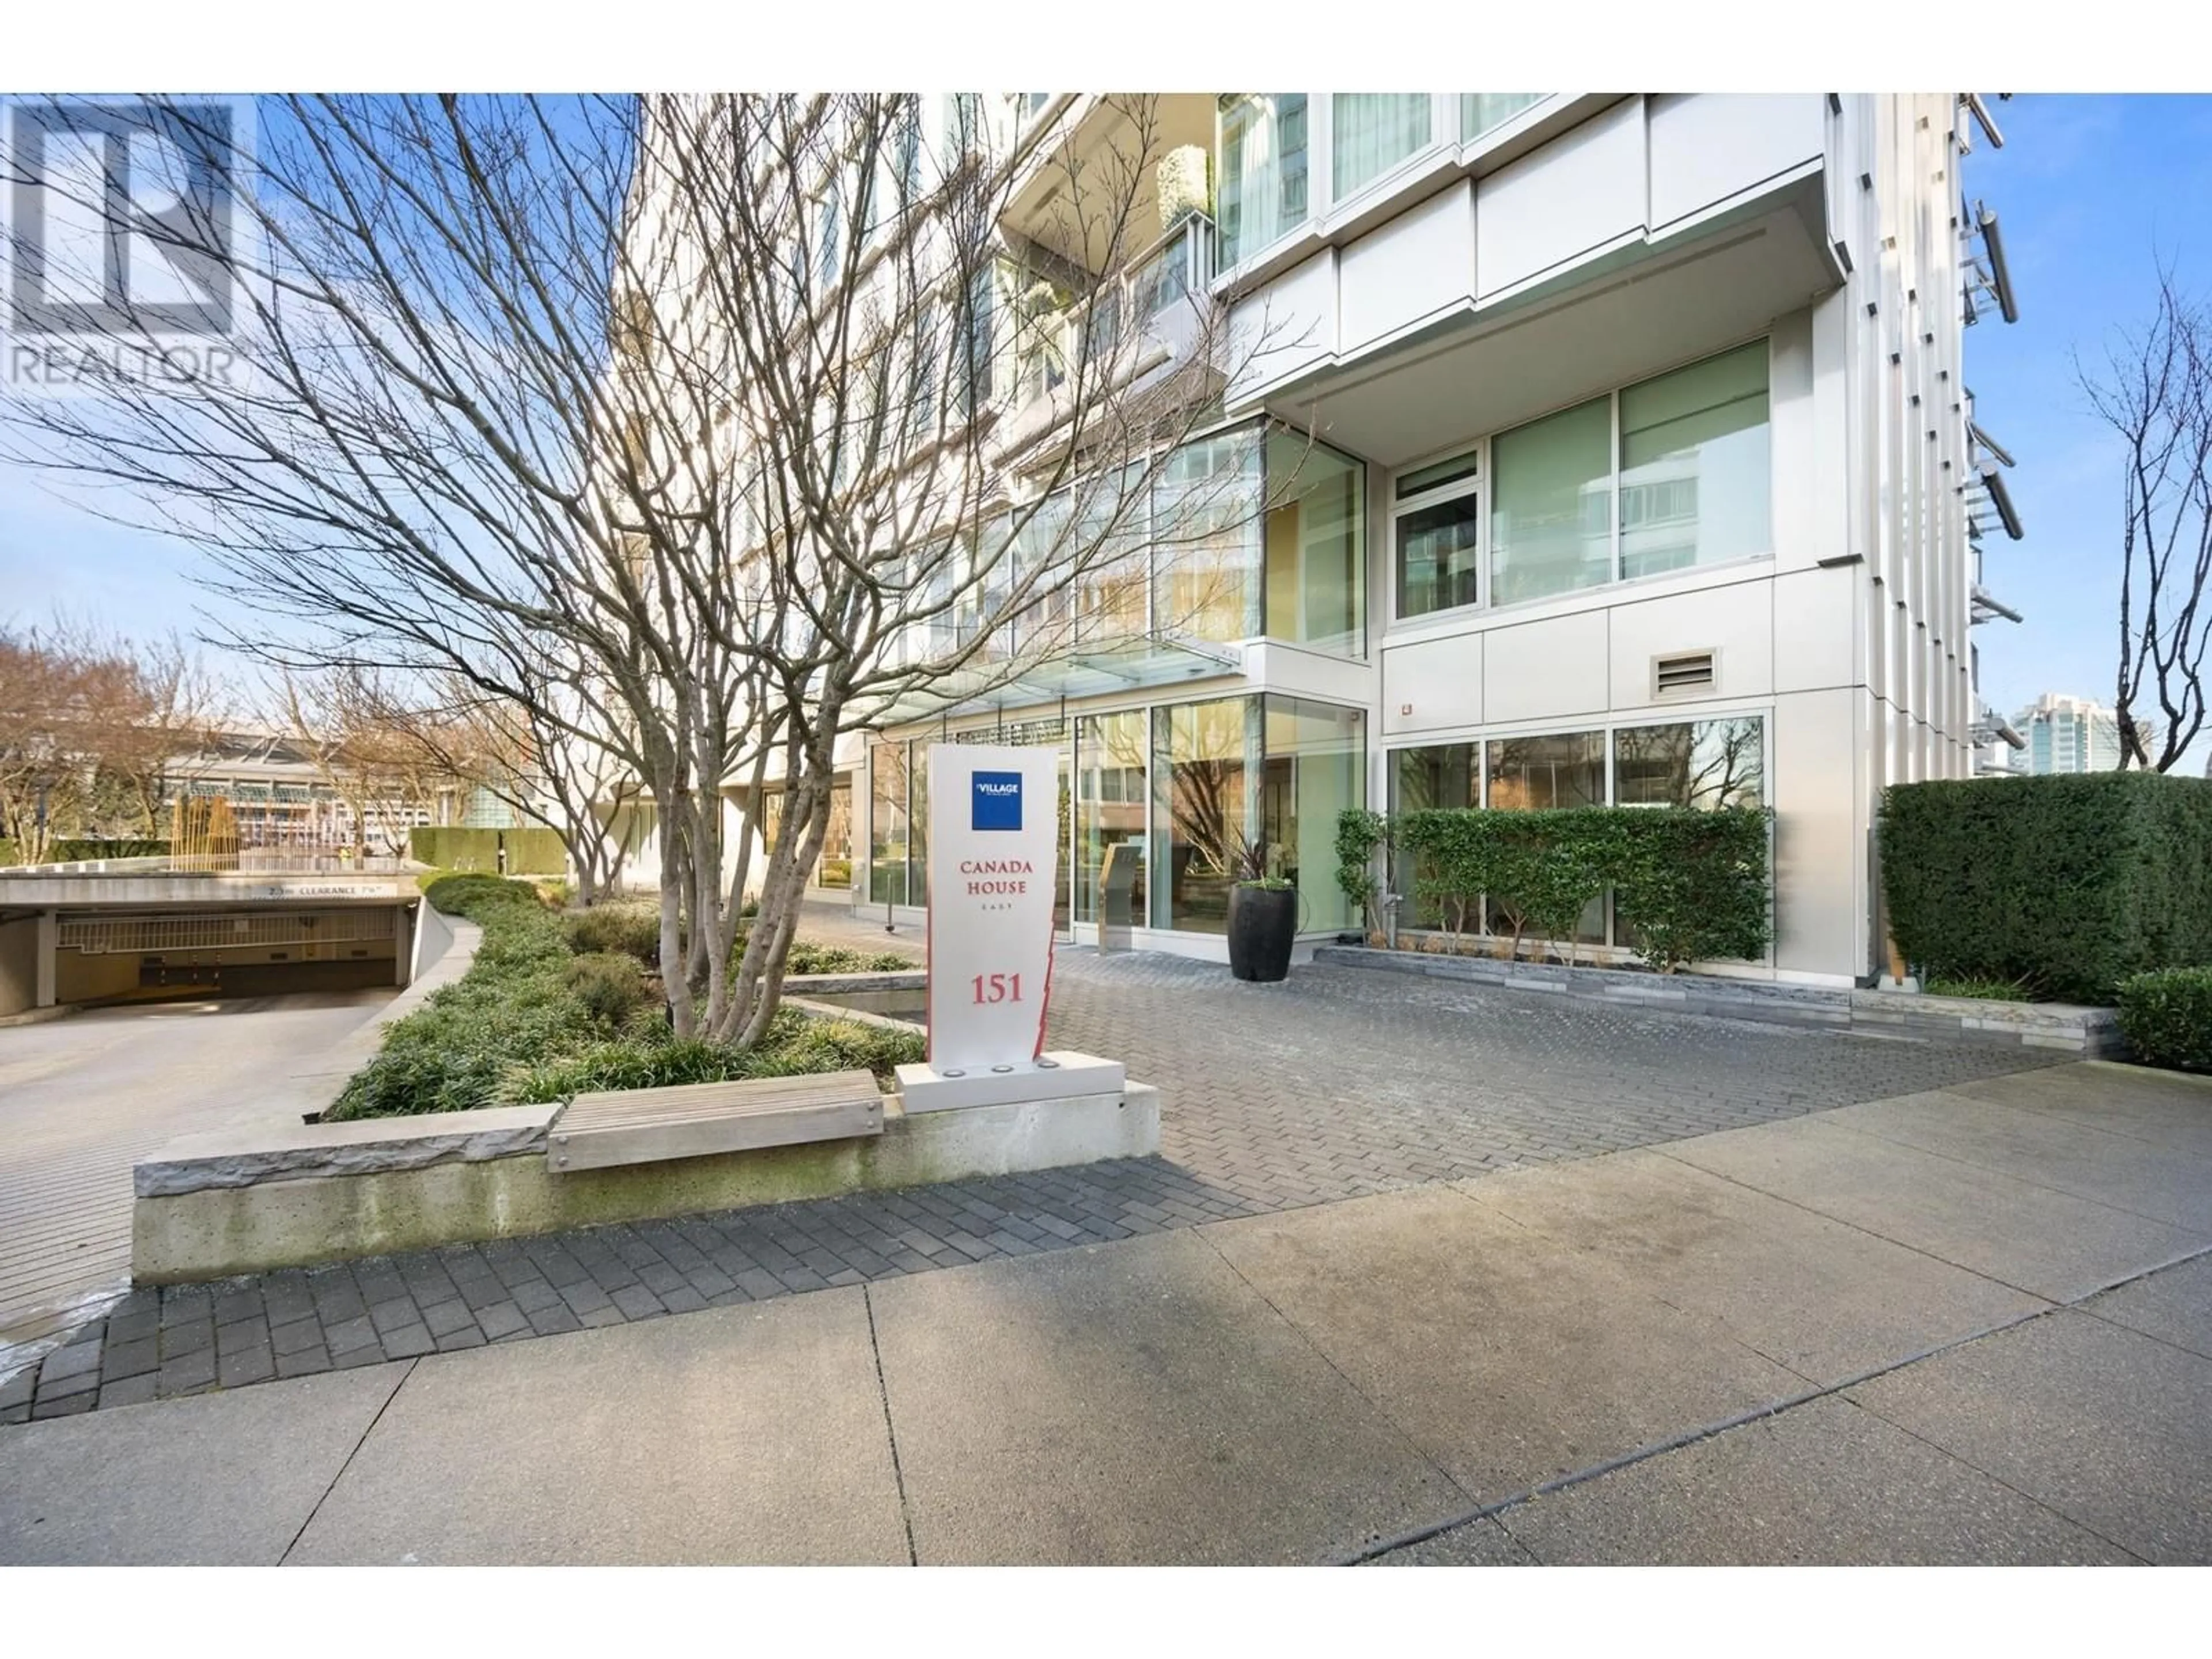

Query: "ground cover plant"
<box><xmin>328</xmin><ymin>875</ymin><xmax>921</xmax><ymax>1119</ymax></box>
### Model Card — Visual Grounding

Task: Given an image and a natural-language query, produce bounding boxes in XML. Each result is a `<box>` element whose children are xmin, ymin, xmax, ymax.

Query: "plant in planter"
<box><xmin>1227</xmin><ymin>834</ymin><xmax>1298</xmax><ymax>982</ymax></box>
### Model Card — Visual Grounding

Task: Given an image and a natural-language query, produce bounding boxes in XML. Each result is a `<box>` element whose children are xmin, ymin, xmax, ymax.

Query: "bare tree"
<box><xmin>362</xmin><ymin>661</ymin><xmax>637</xmax><ymax>903</ymax></box>
<box><xmin>2081</xmin><ymin>264</ymin><xmax>2212</xmax><ymax>772</ymax></box>
<box><xmin>1</xmin><ymin>93</ymin><xmax>1290</xmax><ymax>1041</ymax></box>
<box><xmin>0</xmin><ymin>618</ymin><xmax>183</xmax><ymax>859</ymax></box>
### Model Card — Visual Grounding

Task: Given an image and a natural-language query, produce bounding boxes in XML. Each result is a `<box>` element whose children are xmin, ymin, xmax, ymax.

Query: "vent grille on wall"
<box><xmin>1653</xmin><ymin>650</ymin><xmax>1717</xmax><ymax>697</ymax></box>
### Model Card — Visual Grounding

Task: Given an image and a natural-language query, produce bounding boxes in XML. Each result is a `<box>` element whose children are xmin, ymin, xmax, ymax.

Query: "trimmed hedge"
<box><xmin>1349</xmin><ymin>805</ymin><xmax>1772</xmax><ymax>972</ymax></box>
<box><xmin>408</xmin><ymin>824</ymin><xmax>567</xmax><ymax>874</ymax></box>
<box><xmin>2116</xmin><ymin>967</ymin><xmax>2212</xmax><ymax>1073</ymax></box>
<box><xmin>1881</xmin><ymin>773</ymin><xmax>2212</xmax><ymax>1004</ymax></box>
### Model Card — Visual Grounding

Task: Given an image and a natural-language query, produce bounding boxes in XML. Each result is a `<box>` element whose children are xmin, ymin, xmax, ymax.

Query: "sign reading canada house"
<box><xmin>925</xmin><ymin>743</ymin><xmax>1060</xmax><ymax>1073</ymax></box>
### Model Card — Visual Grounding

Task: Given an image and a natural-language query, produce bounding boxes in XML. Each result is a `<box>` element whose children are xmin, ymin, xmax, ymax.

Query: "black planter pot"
<box><xmin>1228</xmin><ymin>883</ymin><xmax>1297</xmax><ymax>982</ymax></box>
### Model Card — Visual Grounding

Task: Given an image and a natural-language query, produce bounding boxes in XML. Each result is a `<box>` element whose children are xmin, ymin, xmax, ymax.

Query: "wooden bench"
<box><xmin>547</xmin><ymin>1070</ymin><xmax>885</xmax><ymax>1173</ymax></box>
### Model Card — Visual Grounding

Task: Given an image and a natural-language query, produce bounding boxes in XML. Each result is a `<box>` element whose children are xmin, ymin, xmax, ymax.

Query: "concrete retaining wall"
<box><xmin>1313</xmin><ymin>945</ymin><xmax>2127</xmax><ymax>1056</ymax></box>
<box><xmin>131</xmin><ymin>1083</ymin><xmax>1159</xmax><ymax>1283</ymax></box>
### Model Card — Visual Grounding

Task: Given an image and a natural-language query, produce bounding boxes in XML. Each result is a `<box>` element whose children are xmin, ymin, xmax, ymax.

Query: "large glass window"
<box><xmin>1485</xmin><ymin>729</ymin><xmax>1605</xmax><ymax>810</ymax></box>
<box><xmin>1490</xmin><ymin>397</ymin><xmax>1613</xmax><ymax>606</ymax></box>
<box><xmin>1613</xmin><ymin>717</ymin><xmax>1764</xmax><ymax>810</ymax></box>
<box><xmin>1619</xmin><ymin>341</ymin><xmax>1771</xmax><ymax>579</ymax></box>
<box><xmin>868</xmin><ymin>742</ymin><xmax>909</xmax><ymax>906</ymax></box>
<box><xmin>1153</xmin><ymin>696</ymin><xmax>1257</xmax><ymax>933</ymax></box>
<box><xmin>1262</xmin><ymin>696</ymin><xmax>1366</xmax><ymax>933</ymax></box>
<box><xmin>1153</xmin><ymin>430</ymin><xmax>1263</xmax><ymax>643</ymax></box>
<box><xmin>1394</xmin><ymin>448</ymin><xmax>1482</xmax><ymax>619</ymax></box>
<box><xmin>1264</xmin><ymin>433</ymin><xmax>1365</xmax><ymax>654</ymax></box>
<box><xmin>1075</xmin><ymin>711</ymin><xmax>1148</xmax><ymax>925</ymax></box>
<box><xmin>1487</xmin><ymin>729</ymin><xmax>1606</xmax><ymax>942</ymax></box>
<box><xmin>1332</xmin><ymin>94</ymin><xmax>1432</xmax><ymax>199</ymax></box>
<box><xmin>1218</xmin><ymin>94</ymin><xmax>1309</xmax><ymax>267</ymax></box>
<box><xmin>1461</xmin><ymin>94</ymin><xmax>1545</xmax><ymax>139</ymax></box>
<box><xmin>907</xmin><ymin>748</ymin><xmax>929</xmax><ymax>905</ymax></box>
<box><xmin>1075</xmin><ymin>467</ymin><xmax>1150</xmax><ymax>643</ymax></box>
<box><xmin>1389</xmin><ymin>743</ymin><xmax>1480</xmax><ymax>926</ymax></box>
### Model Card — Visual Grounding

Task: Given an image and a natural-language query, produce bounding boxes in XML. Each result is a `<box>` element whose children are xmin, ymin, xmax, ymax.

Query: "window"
<box><xmin>816</xmin><ymin>187</ymin><xmax>842</xmax><ymax>290</ymax></box>
<box><xmin>1619</xmin><ymin>340</ymin><xmax>1771</xmax><ymax>579</ymax></box>
<box><xmin>1153</xmin><ymin>696</ymin><xmax>1258</xmax><ymax>933</ymax></box>
<box><xmin>1333</xmin><ymin>94</ymin><xmax>1433</xmax><ymax>199</ymax></box>
<box><xmin>1487</xmin><ymin>729</ymin><xmax>1606</xmax><ymax>942</ymax></box>
<box><xmin>1490</xmin><ymin>397</ymin><xmax>1612</xmax><ymax>605</ymax></box>
<box><xmin>1613</xmin><ymin>718</ymin><xmax>1764</xmax><ymax>810</ymax></box>
<box><xmin>869</xmin><ymin>742</ymin><xmax>909</xmax><ymax>907</ymax></box>
<box><xmin>1385</xmin><ymin>715</ymin><xmax>1767</xmax><ymax>950</ymax></box>
<box><xmin>1486</xmin><ymin>729</ymin><xmax>1605</xmax><ymax>810</ymax></box>
<box><xmin>1261</xmin><ymin>696</ymin><xmax>1366</xmax><ymax>933</ymax></box>
<box><xmin>1394</xmin><ymin>448</ymin><xmax>1482</xmax><ymax>619</ymax></box>
<box><xmin>1153</xmin><ymin>429</ymin><xmax>1264</xmax><ymax>643</ymax></box>
<box><xmin>1389</xmin><ymin>743</ymin><xmax>1480</xmax><ymax>926</ymax></box>
<box><xmin>1461</xmin><ymin>94</ymin><xmax>1545</xmax><ymax>139</ymax></box>
<box><xmin>1075</xmin><ymin>710</ymin><xmax>1148</xmax><ymax>925</ymax></box>
<box><xmin>1218</xmin><ymin>95</ymin><xmax>1309</xmax><ymax>267</ymax></box>
<box><xmin>1264</xmin><ymin>432</ymin><xmax>1365</xmax><ymax>654</ymax></box>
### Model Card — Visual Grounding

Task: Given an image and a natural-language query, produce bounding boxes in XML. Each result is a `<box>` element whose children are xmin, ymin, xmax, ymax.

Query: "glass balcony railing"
<box><xmin>1010</xmin><ymin>213</ymin><xmax>1218</xmax><ymax>416</ymax></box>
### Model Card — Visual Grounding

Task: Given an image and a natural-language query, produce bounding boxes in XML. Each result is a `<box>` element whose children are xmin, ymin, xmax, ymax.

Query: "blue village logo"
<box><xmin>971</xmin><ymin>771</ymin><xmax>1022</xmax><ymax>832</ymax></box>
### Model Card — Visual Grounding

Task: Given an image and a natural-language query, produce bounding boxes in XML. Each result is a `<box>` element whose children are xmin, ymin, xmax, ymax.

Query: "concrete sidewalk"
<box><xmin>2</xmin><ymin>1060</ymin><xmax>2207</xmax><ymax>1565</ymax></box>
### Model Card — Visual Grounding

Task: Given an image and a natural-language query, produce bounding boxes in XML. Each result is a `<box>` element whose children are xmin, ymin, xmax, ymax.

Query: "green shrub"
<box><xmin>502</xmin><ymin>1010</ymin><xmax>922</xmax><ymax>1103</ymax></box>
<box><xmin>566</xmin><ymin>951</ymin><xmax>649</xmax><ymax>1028</ymax></box>
<box><xmin>566</xmin><ymin>903</ymin><xmax>662</xmax><ymax>965</ymax></box>
<box><xmin>1881</xmin><ymin>773</ymin><xmax>2212</xmax><ymax>1004</ymax></box>
<box><xmin>333</xmin><ymin>869</ymin><xmax>921</xmax><ymax>1119</ymax></box>
<box><xmin>778</xmin><ymin>940</ymin><xmax>915</xmax><ymax>975</ymax></box>
<box><xmin>1334</xmin><ymin>809</ymin><xmax>1386</xmax><ymax>934</ymax></box>
<box><xmin>1385</xmin><ymin>805</ymin><xmax>1770</xmax><ymax>971</ymax></box>
<box><xmin>1611</xmin><ymin>808</ymin><xmax>1774</xmax><ymax>973</ymax></box>
<box><xmin>330</xmin><ymin>873</ymin><xmax>574</xmax><ymax>1119</ymax></box>
<box><xmin>2115</xmin><ymin>967</ymin><xmax>2212</xmax><ymax>1073</ymax></box>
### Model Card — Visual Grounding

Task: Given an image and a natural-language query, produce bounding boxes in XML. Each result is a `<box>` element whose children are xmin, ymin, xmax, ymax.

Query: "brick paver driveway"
<box><xmin>1045</xmin><ymin>950</ymin><xmax>2068</xmax><ymax>1210</ymax></box>
<box><xmin>6</xmin><ymin>941</ymin><xmax>2065</xmax><ymax>1421</ymax></box>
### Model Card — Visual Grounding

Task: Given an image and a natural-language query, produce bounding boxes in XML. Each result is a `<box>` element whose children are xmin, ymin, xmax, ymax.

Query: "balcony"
<box><xmin>993</xmin><ymin>212</ymin><xmax>1218</xmax><ymax>457</ymax></box>
<box><xmin>999</xmin><ymin>94</ymin><xmax>1219</xmax><ymax>277</ymax></box>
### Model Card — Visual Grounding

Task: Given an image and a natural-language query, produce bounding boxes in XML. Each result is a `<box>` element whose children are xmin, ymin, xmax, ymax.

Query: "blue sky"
<box><xmin>1</xmin><ymin>93</ymin><xmax>2206</xmax><ymax>770</ymax></box>
<box><xmin>1965</xmin><ymin>93</ymin><xmax>2212</xmax><ymax>771</ymax></box>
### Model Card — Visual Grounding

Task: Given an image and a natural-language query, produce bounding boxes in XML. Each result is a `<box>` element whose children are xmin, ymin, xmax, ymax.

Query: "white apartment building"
<box><xmin>693</xmin><ymin>93</ymin><xmax>2020</xmax><ymax>988</ymax></box>
<box><xmin>2011</xmin><ymin>692</ymin><xmax>2138</xmax><ymax>775</ymax></box>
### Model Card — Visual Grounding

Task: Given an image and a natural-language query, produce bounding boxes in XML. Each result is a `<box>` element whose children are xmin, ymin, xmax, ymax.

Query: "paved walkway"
<box><xmin>0</xmin><ymin>990</ymin><xmax>398</xmax><ymax>1362</ymax></box>
<box><xmin>1</xmin><ymin>934</ymin><xmax>2061</xmax><ymax>1414</ymax></box>
<box><xmin>3</xmin><ymin>1060</ymin><xmax>2206</xmax><ymax>1564</ymax></box>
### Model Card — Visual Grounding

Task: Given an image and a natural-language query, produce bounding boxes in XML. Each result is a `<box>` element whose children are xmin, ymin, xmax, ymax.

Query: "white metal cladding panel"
<box><xmin>57</xmin><ymin>908</ymin><xmax>398</xmax><ymax>955</ymax></box>
<box><xmin>1772</xmin><ymin>566</ymin><xmax>1858</xmax><ymax>695</ymax></box>
<box><xmin>1482</xmin><ymin>610</ymin><xmax>1610</xmax><ymax>724</ymax></box>
<box><xmin>1475</xmin><ymin>97</ymin><xmax>1645</xmax><ymax>302</ymax></box>
<box><xmin>1337</xmin><ymin>181</ymin><xmax>1474</xmax><ymax>355</ymax></box>
<box><xmin>1227</xmin><ymin>247</ymin><xmax>1337</xmax><ymax>404</ymax></box>
<box><xmin>1647</xmin><ymin>94</ymin><xmax>1825</xmax><ymax>233</ymax></box>
<box><xmin>1772</xmin><ymin>687</ymin><xmax>1864</xmax><ymax>980</ymax></box>
<box><xmin>1605</xmin><ymin>579</ymin><xmax>1774</xmax><ymax>709</ymax></box>
<box><xmin>1381</xmin><ymin>634</ymin><xmax>1484</xmax><ymax>735</ymax></box>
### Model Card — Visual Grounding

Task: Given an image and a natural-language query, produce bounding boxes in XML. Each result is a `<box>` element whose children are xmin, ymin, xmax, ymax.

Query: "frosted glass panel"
<box><xmin>1620</xmin><ymin>341</ymin><xmax>1771</xmax><ymax>578</ymax></box>
<box><xmin>1490</xmin><ymin>397</ymin><xmax>1613</xmax><ymax>605</ymax></box>
<box><xmin>1333</xmin><ymin>94</ymin><xmax>1433</xmax><ymax>199</ymax></box>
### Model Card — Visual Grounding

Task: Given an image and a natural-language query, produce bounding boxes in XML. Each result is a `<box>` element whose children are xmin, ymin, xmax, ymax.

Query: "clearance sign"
<box><xmin>925</xmin><ymin>743</ymin><xmax>1059</xmax><ymax>1071</ymax></box>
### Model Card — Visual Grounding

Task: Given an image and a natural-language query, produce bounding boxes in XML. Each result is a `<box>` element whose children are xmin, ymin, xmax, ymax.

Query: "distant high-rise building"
<box><xmin>2013</xmin><ymin>694</ymin><xmax>2150</xmax><ymax>774</ymax></box>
